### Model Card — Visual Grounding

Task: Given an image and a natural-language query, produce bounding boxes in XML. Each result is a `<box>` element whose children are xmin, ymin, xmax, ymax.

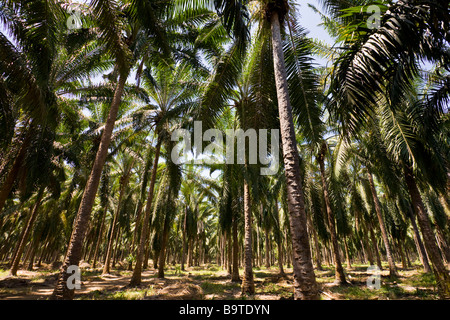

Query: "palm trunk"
<box><xmin>92</xmin><ymin>202</ymin><xmax>108</xmax><ymax>269</ymax></box>
<box><xmin>231</xmin><ymin>214</ymin><xmax>240</xmax><ymax>282</ymax></box>
<box><xmin>129</xmin><ymin>201</ymin><xmax>143</xmax><ymax>271</ymax></box>
<box><xmin>367</xmin><ymin>221</ymin><xmax>382</xmax><ymax>270</ymax></box>
<box><xmin>307</xmin><ymin>210</ymin><xmax>323</xmax><ymax>271</ymax></box>
<box><xmin>408</xmin><ymin>206</ymin><xmax>432</xmax><ymax>273</ymax></box>
<box><xmin>270</xmin><ymin>11</ymin><xmax>319</xmax><ymax>300</ymax></box>
<box><xmin>10</xmin><ymin>188</ymin><xmax>44</xmax><ymax>276</ymax></box>
<box><xmin>103</xmin><ymin>166</ymin><xmax>132</xmax><ymax>274</ymax></box>
<box><xmin>227</xmin><ymin>231</ymin><xmax>232</xmax><ymax>275</ymax></box>
<box><xmin>403</xmin><ymin>166</ymin><xmax>450</xmax><ymax>298</ymax></box>
<box><xmin>435</xmin><ymin>225</ymin><xmax>450</xmax><ymax>268</ymax></box>
<box><xmin>397</xmin><ymin>238</ymin><xmax>408</xmax><ymax>270</ymax></box>
<box><xmin>181</xmin><ymin>206</ymin><xmax>187</xmax><ymax>271</ymax></box>
<box><xmin>344</xmin><ymin>236</ymin><xmax>352</xmax><ymax>269</ymax></box>
<box><xmin>273</xmin><ymin>203</ymin><xmax>286</xmax><ymax>276</ymax></box>
<box><xmin>111</xmin><ymin>227</ymin><xmax>121</xmax><ymax>268</ymax></box>
<box><xmin>0</xmin><ymin>129</ymin><xmax>33</xmax><ymax>214</ymax></box>
<box><xmin>188</xmin><ymin>238</ymin><xmax>193</xmax><ymax>268</ymax></box>
<box><xmin>130</xmin><ymin>139</ymin><xmax>161</xmax><ymax>286</ymax></box>
<box><xmin>318</xmin><ymin>148</ymin><xmax>347</xmax><ymax>284</ymax></box>
<box><xmin>367</xmin><ymin>172</ymin><xmax>398</xmax><ymax>277</ymax></box>
<box><xmin>256</xmin><ymin>213</ymin><xmax>261</xmax><ymax>268</ymax></box>
<box><xmin>102</xmin><ymin>198</ymin><xmax>121</xmax><ymax>274</ymax></box>
<box><xmin>241</xmin><ymin>180</ymin><xmax>254</xmax><ymax>295</ymax></box>
<box><xmin>51</xmin><ymin>73</ymin><xmax>128</xmax><ymax>300</ymax></box>
<box><xmin>265</xmin><ymin>227</ymin><xmax>270</xmax><ymax>268</ymax></box>
<box><xmin>157</xmin><ymin>216</ymin><xmax>170</xmax><ymax>278</ymax></box>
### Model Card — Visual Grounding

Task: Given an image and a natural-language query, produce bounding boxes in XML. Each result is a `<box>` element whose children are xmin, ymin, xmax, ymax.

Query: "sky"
<box><xmin>296</xmin><ymin>0</ymin><xmax>335</xmax><ymax>65</ymax></box>
<box><xmin>297</xmin><ymin>0</ymin><xmax>334</xmax><ymax>43</ymax></box>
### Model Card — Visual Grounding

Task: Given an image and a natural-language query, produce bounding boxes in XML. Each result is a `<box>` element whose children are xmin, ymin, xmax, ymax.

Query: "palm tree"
<box><xmin>0</xmin><ymin>0</ymin><xmax>115</xmax><ymax>276</ymax></box>
<box><xmin>0</xmin><ymin>0</ymin><xmax>111</xmax><ymax>214</ymax></box>
<box><xmin>129</xmin><ymin>62</ymin><xmax>201</xmax><ymax>284</ymax></box>
<box><xmin>324</xmin><ymin>0</ymin><xmax>449</xmax><ymax>296</ymax></box>
<box><xmin>102</xmin><ymin>153</ymin><xmax>135</xmax><ymax>274</ymax></box>
<box><xmin>52</xmin><ymin>0</ymin><xmax>170</xmax><ymax>299</ymax></box>
<box><xmin>191</xmin><ymin>0</ymin><xmax>320</xmax><ymax>299</ymax></box>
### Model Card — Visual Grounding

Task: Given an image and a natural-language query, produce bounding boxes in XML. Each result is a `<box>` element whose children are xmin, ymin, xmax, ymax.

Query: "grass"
<box><xmin>79</xmin><ymin>286</ymin><xmax>156</xmax><ymax>300</ymax></box>
<box><xmin>0</xmin><ymin>268</ymin><xmax>8</xmax><ymax>278</ymax></box>
<box><xmin>0</xmin><ymin>262</ymin><xmax>442</xmax><ymax>300</ymax></box>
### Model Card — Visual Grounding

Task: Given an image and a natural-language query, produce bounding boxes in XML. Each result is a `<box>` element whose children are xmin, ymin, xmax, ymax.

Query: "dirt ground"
<box><xmin>0</xmin><ymin>262</ymin><xmax>442</xmax><ymax>300</ymax></box>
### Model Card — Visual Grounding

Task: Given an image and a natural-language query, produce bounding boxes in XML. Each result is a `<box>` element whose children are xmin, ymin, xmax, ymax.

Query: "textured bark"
<box><xmin>318</xmin><ymin>147</ymin><xmax>347</xmax><ymax>284</ymax></box>
<box><xmin>130</xmin><ymin>139</ymin><xmax>161</xmax><ymax>286</ymax></box>
<box><xmin>270</xmin><ymin>12</ymin><xmax>319</xmax><ymax>300</ymax></box>
<box><xmin>241</xmin><ymin>180</ymin><xmax>255</xmax><ymax>295</ymax></box>
<box><xmin>404</xmin><ymin>166</ymin><xmax>450</xmax><ymax>298</ymax></box>
<box><xmin>10</xmin><ymin>189</ymin><xmax>44</xmax><ymax>276</ymax></box>
<box><xmin>367</xmin><ymin>172</ymin><xmax>398</xmax><ymax>277</ymax></box>
<box><xmin>51</xmin><ymin>73</ymin><xmax>128</xmax><ymax>300</ymax></box>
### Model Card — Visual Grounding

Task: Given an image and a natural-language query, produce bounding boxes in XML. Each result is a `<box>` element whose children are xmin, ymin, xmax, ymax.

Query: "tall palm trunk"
<box><xmin>367</xmin><ymin>172</ymin><xmax>398</xmax><ymax>277</ymax></box>
<box><xmin>307</xmin><ymin>210</ymin><xmax>323</xmax><ymax>271</ymax></box>
<box><xmin>270</xmin><ymin>11</ymin><xmax>319</xmax><ymax>300</ymax></box>
<box><xmin>241</xmin><ymin>179</ymin><xmax>255</xmax><ymax>295</ymax></box>
<box><xmin>231</xmin><ymin>214</ymin><xmax>240</xmax><ymax>282</ymax></box>
<box><xmin>227</xmin><ymin>231</ymin><xmax>232</xmax><ymax>274</ymax></box>
<box><xmin>129</xmin><ymin>202</ymin><xmax>143</xmax><ymax>271</ymax></box>
<box><xmin>318</xmin><ymin>147</ymin><xmax>347</xmax><ymax>284</ymax></box>
<box><xmin>103</xmin><ymin>168</ymin><xmax>132</xmax><ymax>274</ymax></box>
<box><xmin>396</xmin><ymin>238</ymin><xmax>408</xmax><ymax>270</ymax></box>
<box><xmin>181</xmin><ymin>206</ymin><xmax>187</xmax><ymax>271</ymax></box>
<box><xmin>344</xmin><ymin>236</ymin><xmax>352</xmax><ymax>269</ymax></box>
<box><xmin>51</xmin><ymin>73</ymin><xmax>128</xmax><ymax>300</ymax></box>
<box><xmin>157</xmin><ymin>215</ymin><xmax>170</xmax><ymax>278</ymax></box>
<box><xmin>92</xmin><ymin>202</ymin><xmax>108</xmax><ymax>269</ymax></box>
<box><xmin>407</xmin><ymin>207</ymin><xmax>432</xmax><ymax>273</ymax></box>
<box><xmin>265</xmin><ymin>228</ymin><xmax>270</xmax><ymax>268</ymax></box>
<box><xmin>403</xmin><ymin>166</ymin><xmax>450</xmax><ymax>298</ymax></box>
<box><xmin>367</xmin><ymin>221</ymin><xmax>382</xmax><ymax>270</ymax></box>
<box><xmin>274</xmin><ymin>203</ymin><xmax>286</xmax><ymax>276</ymax></box>
<box><xmin>130</xmin><ymin>139</ymin><xmax>161</xmax><ymax>286</ymax></box>
<box><xmin>10</xmin><ymin>188</ymin><xmax>44</xmax><ymax>276</ymax></box>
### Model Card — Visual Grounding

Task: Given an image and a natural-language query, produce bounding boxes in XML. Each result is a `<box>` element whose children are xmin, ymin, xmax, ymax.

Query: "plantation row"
<box><xmin>0</xmin><ymin>0</ymin><xmax>449</xmax><ymax>299</ymax></box>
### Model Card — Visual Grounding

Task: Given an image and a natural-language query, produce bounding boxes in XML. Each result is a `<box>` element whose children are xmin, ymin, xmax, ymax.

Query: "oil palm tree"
<box><xmin>0</xmin><ymin>0</ymin><xmax>111</xmax><ymax>214</ymax></box>
<box><xmin>323</xmin><ymin>0</ymin><xmax>449</xmax><ymax>296</ymax></box>
<box><xmin>52</xmin><ymin>0</ymin><xmax>170</xmax><ymax>299</ymax></box>
<box><xmin>129</xmin><ymin>62</ymin><xmax>201</xmax><ymax>285</ymax></box>
<box><xmin>189</xmin><ymin>0</ymin><xmax>321</xmax><ymax>299</ymax></box>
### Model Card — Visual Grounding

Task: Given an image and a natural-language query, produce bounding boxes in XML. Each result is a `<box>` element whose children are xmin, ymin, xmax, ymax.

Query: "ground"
<box><xmin>0</xmin><ymin>262</ymin><xmax>441</xmax><ymax>300</ymax></box>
